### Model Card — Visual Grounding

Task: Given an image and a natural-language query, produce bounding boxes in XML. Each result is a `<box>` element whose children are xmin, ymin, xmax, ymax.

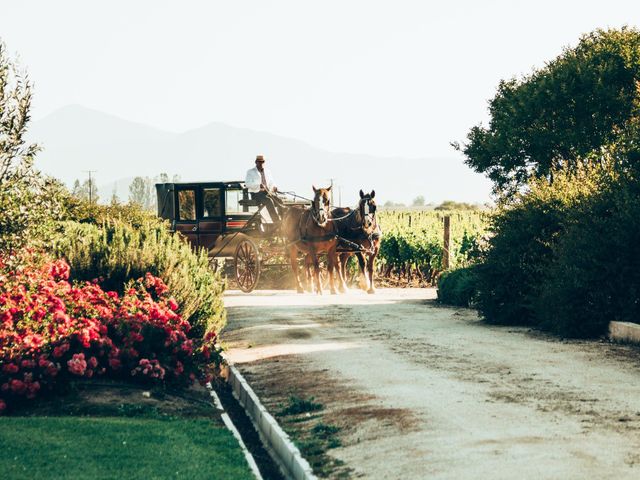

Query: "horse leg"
<box><xmin>367</xmin><ymin>250</ymin><xmax>378</xmax><ymax>294</ymax></box>
<box><xmin>327</xmin><ymin>247</ymin><xmax>338</xmax><ymax>295</ymax></box>
<box><xmin>289</xmin><ymin>246</ymin><xmax>304</xmax><ymax>293</ymax></box>
<box><xmin>340</xmin><ymin>254</ymin><xmax>348</xmax><ymax>284</ymax></box>
<box><xmin>339</xmin><ymin>253</ymin><xmax>349</xmax><ymax>293</ymax></box>
<box><xmin>303</xmin><ymin>254</ymin><xmax>313</xmax><ymax>292</ymax></box>
<box><xmin>337</xmin><ymin>254</ymin><xmax>345</xmax><ymax>292</ymax></box>
<box><xmin>355</xmin><ymin>252</ymin><xmax>368</xmax><ymax>291</ymax></box>
<box><xmin>311</xmin><ymin>253</ymin><xmax>322</xmax><ymax>295</ymax></box>
<box><xmin>336</xmin><ymin>253</ymin><xmax>347</xmax><ymax>293</ymax></box>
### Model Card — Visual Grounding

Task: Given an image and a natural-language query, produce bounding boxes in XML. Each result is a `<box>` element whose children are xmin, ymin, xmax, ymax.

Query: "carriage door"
<box><xmin>175</xmin><ymin>187</ymin><xmax>198</xmax><ymax>246</ymax></box>
<box><xmin>198</xmin><ymin>187</ymin><xmax>223</xmax><ymax>250</ymax></box>
<box><xmin>225</xmin><ymin>188</ymin><xmax>257</xmax><ymax>229</ymax></box>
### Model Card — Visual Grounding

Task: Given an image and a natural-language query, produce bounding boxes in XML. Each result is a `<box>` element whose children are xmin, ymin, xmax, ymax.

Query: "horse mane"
<box><xmin>331</xmin><ymin>199</ymin><xmax>377</xmax><ymax>238</ymax></box>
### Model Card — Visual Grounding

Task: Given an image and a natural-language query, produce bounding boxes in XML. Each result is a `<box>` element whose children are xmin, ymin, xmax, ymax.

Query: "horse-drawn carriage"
<box><xmin>156</xmin><ymin>181</ymin><xmax>380</xmax><ymax>294</ymax></box>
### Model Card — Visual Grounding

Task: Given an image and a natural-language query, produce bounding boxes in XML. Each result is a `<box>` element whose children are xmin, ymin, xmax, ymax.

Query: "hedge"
<box><xmin>437</xmin><ymin>266</ymin><xmax>479</xmax><ymax>307</ymax></box>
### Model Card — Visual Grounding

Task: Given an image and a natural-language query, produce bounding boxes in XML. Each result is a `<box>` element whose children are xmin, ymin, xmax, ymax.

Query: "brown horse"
<box><xmin>281</xmin><ymin>186</ymin><xmax>343</xmax><ymax>294</ymax></box>
<box><xmin>335</xmin><ymin>190</ymin><xmax>382</xmax><ymax>294</ymax></box>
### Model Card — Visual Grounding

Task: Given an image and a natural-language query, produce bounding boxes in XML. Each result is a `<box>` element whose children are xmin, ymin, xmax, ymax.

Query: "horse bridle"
<box><xmin>310</xmin><ymin>193</ymin><xmax>330</xmax><ymax>227</ymax></box>
<box><xmin>357</xmin><ymin>196</ymin><xmax>377</xmax><ymax>231</ymax></box>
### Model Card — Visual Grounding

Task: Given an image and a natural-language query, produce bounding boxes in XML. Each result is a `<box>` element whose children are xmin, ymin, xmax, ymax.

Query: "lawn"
<box><xmin>0</xmin><ymin>385</ymin><xmax>255</xmax><ymax>480</ymax></box>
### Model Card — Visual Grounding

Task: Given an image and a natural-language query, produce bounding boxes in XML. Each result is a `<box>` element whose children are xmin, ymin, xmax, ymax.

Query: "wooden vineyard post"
<box><xmin>443</xmin><ymin>215</ymin><xmax>451</xmax><ymax>270</ymax></box>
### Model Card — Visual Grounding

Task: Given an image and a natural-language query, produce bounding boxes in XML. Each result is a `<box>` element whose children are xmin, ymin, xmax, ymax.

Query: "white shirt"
<box><xmin>245</xmin><ymin>166</ymin><xmax>276</xmax><ymax>193</ymax></box>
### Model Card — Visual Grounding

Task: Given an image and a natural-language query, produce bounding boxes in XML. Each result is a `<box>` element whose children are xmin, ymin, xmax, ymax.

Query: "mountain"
<box><xmin>29</xmin><ymin>105</ymin><xmax>492</xmax><ymax>205</ymax></box>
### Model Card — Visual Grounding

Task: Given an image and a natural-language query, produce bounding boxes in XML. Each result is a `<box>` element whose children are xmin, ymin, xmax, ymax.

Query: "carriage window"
<box><xmin>226</xmin><ymin>189</ymin><xmax>257</xmax><ymax>214</ymax></box>
<box><xmin>177</xmin><ymin>190</ymin><xmax>196</xmax><ymax>221</ymax></box>
<box><xmin>202</xmin><ymin>188</ymin><xmax>222</xmax><ymax>217</ymax></box>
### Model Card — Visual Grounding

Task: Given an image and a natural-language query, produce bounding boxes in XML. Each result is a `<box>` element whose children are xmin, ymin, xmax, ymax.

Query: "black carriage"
<box><xmin>156</xmin><ymin>181</ymin><xmax>307</xmax><ymax>292</ymax></box>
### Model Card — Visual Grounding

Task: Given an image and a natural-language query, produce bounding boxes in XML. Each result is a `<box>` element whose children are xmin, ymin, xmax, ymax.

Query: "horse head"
<box><xmin>311</xmin><ymin>185</ymin><xmax>332</xmax><ymax>227</ymax></box>
<box><xmin>358</xmin><ymin>189</ymin><xmax>377</xmax><ymax>232</ymax></box>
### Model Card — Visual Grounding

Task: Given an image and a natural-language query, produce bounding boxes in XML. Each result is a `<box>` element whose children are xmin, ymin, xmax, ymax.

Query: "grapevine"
<box><xmin>377</xmin><ymin>210</ymin><xmax>488</xmax><ymax>284</ymax></box>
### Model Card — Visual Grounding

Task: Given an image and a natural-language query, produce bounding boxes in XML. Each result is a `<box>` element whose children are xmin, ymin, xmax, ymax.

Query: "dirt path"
<box><xmin>222</xmin><ymin>288</ymin><xmax>640</xmax><ymax>479</ymax></box>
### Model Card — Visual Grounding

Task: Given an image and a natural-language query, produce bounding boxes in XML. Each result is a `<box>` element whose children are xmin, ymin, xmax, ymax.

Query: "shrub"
<box><xmin>0</xmin><ymin>177</ymin><xmax>68</xmax><ymax>255</ymax></box>
<box><xmin>52</xmin><ymin>220</ymin><xmax>225</xmax><ymax>337</ymax></box>
<box><xmin>62</xmin><ymin>197</ymin><xmax>158</xmax><ymax>227</ymax></box>
<box><xmin>437</xmin><ymin>266</ymin><xmax>479</xmax><ymax>307</ymax></box>
<box><xmin>473</xmin><ymin>155</ymin><xmax>640</xmax><ymax>337</ymax></box>
<box><xmin>0</xmin><ymin>255</ymin><xmax>221</xmax><ymax>414</ymax></box>
<box><xmin>536</xmin><ymin>175</ymin><xmax>640</xmax><ymax>337</ymax></box>
<box><xmin>475</xmin><ymin>163</ymin><xmax>603</xmax><ymax>326</ymax></box>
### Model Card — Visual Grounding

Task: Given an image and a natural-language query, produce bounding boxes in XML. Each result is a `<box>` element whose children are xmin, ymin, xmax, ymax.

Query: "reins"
<box><xmin>328</xmin><ymin>209</ymin><xmax>356</xmax><ymax>222</ymax></box>
<box><xmin>333</xmin><ymin>198</ymin><xmax>379</xmax><ymax>254</ymax></box>
<box><xmin>285</xmin><ymin>192</ymin><xmax>379</xmax><ymax>255</ymax></box>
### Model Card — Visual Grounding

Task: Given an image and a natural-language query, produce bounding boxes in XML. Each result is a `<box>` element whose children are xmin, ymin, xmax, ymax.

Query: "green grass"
<box><xmin>276</xmin><ymin>396</ymin><xmax>323</xmax><ymax>417</ymax></box>
<box><xmin>273</xmin><ymin>393</ymin><xmax>349</xmax><ymax>478</ymax></box>
<box><xmin>0</xmin><ymin>415</ymin><xmax>254</xmax><ymax>480</ymax></box>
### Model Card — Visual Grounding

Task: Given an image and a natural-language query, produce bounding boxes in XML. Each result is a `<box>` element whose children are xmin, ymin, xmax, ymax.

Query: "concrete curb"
<box><xmin>609</xmin><ymin>321</ymin><xmax>640</xmax><ymax>344</ymax></box>
<box><xmin>226</xmin><ymin>363</ymin><xmax>317</xmax><ymax>480</ymax></box>
<box><xmin>206</xmin><ymin>382</ymin><xmax>264</xmax><ymax>480</ymax></box>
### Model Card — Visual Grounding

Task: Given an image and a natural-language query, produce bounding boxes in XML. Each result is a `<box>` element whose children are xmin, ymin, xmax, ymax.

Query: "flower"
<box><xmin>2</xmin><ymin>363</ymin><xmax>18</xmax><ymax>374</ymax></box>
<box><xmin>0</xmin><ymin>255</ymin><xmax>222</xmax><ymax>413</ymax></box>
<box><xmin>53</xmin><ymin>343</ymin><xmax>70</xmax><ymax>358</ymax></box>
<box><xmin>168</xmin><ymin>298</ymin><xmax>179</xmax><ymax>311</ymax></box>
<box><xmin>67</xmin><ymin>353</ymin><xmax>87</xmax><ymax>376</ymax></box>
<box><xmin>48</xmin><ymin>260</ymin><xmax>70</xmax><ymax>281</ymax></box>
<box><xmin>10</xmin><ymin>379</ymin><xmax>26</xmax><ymax>394</ymax></box>
<box><xmin>132</xmin><ymin>358</ymin><xmax>165</xmax><ymax>380</ymax></box>
<box><xmin>22</xmin><ymin>334</ymin><xmax>44</xmax><ymax>350</ymax></box>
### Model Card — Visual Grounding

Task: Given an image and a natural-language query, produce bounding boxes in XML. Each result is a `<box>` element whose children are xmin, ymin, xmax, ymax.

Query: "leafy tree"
<box><xmin>129</xmin><ymin>176</ymin><xmax>151</xmax><ymax>208</ymax></box>
<box><xmin>0</xmin><ymin>40</ymin><xmax>65</xmax><ymax>253</ymax></box>
<box><xmin>455</xmin><ymin>27</ymin><xmax>640</xmax><ymax>195</ymax></box>
<box><xmin>72</xmin><ymin>178</ymin><xmax>99</xmax><ymax>203</ymax></box>
<box><xmin>412</xmin><ymin>195</ymin><xmax>426</xmax><ymax>207</ymax></box>
<box><xmin>110</xmin><ymin>185</ymin><xmax>120</xmax><ymax>205</ymax></box>
<box><xmin>130</xmin><ymin>173</ymin><xmax>179</xmax><ymax>211</ymax></box>
<box><xmin>383</xmin><ymin>200</ymin><xmax>406</xmax><ymax>208</ymax></box>
<box><xmin>434</xmin><ymin>200</ymin><xmax>479</xmax><ymax>211</ymax></box>
<box><xmin>0</xmin><ymin>46</ymin><xmax>38</xmax><ymax>185</ymax></box>
<box><xmin>72</xmin><ymin>179</ymin><xmax>83</xmax><ymax>197</ymax></box>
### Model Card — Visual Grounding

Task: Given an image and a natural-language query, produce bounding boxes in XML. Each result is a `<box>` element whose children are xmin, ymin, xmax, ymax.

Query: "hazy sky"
<box><xmin>1</xmin><ymin>1</ymin><xmax>639</xmax><ymax>158</ymax></box>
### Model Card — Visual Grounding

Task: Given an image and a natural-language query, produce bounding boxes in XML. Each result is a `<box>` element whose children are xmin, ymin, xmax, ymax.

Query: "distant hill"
<box><xmin>29</xmin><ymin>105</ymin><xmax>492</xmax><ymax>206</ymax></box>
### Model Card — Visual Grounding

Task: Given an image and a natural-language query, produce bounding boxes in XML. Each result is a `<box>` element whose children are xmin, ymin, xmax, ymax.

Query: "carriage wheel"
<box><xmin>235</xmin><ymin>239</ymin><xmax>261</xmax><ymax>293</ymax></box>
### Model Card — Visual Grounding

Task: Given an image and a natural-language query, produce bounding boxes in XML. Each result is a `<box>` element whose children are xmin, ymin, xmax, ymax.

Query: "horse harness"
<box><xmin>288</xmin><ymin>202</ymin><xmax>378</xmax><ymax>255</ymax></box>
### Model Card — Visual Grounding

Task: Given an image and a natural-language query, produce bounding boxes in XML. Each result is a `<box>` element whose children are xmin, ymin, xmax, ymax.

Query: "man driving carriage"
<box><xmin>245</xmin><ymin>155</ymin><xmax>283</xmax><ymax>223</ymax></box>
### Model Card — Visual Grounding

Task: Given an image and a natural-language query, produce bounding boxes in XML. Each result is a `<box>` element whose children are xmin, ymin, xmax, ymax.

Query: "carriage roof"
<box><xmin>155</xmin><ymin>181</ymin><xmax>248</xmax><ymax>221</ymax></box>
<box><xmin>156</xmin><ymin>180</ymin><xmax>245</xmax><ymax>189</ymax></box>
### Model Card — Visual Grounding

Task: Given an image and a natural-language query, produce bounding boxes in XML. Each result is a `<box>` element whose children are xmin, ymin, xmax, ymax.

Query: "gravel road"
<box><xmin>222</xmin><ymin>288</ymin><xmax>640</xmax><ymax>479</ymax></box>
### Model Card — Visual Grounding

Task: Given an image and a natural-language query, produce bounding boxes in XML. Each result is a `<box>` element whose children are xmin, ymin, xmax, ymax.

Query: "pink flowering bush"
<box><xmin>0</xmin><ymin>255</ymin><xmax>222</xmax><ymax>414</ymax></box>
